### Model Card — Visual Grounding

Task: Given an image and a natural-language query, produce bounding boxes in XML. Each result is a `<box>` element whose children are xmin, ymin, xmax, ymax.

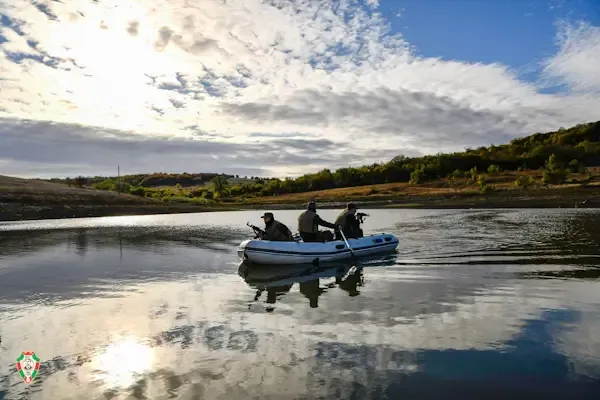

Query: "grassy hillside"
<box><xmin>2</xmin><ymin>120</ymin><xmax>600</xmax><ymax>220</ymax></box>
<box><xmin>46</xmin><ymin>120</ymin><xmax>600</xmax><ymax>201</ymax></box>
<box><xmin>238</xmin><ymin>167</ymin><xmax>600</xmax><ymax>208</ymax></box>
<box><xmin>0</xmin><ymin>175</ymin><xmax>157</xmax><ymax>204</ymax></box>
<box><xmin>0</xmin><ymin>175</ymin><xmax>227</xmax><ymax>221</ymax></box>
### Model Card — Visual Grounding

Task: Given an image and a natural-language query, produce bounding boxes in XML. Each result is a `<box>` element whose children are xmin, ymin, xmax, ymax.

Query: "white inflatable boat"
<box><xmin>237</xmin><ymin>233</ymin><xmax>399</xmax><ymax>265</ymax></box>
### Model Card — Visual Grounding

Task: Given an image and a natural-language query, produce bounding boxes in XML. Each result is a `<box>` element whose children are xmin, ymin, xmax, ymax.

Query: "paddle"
<box><xmin>338</xmin><ymin>228</ymin><xmax>356</xmax><ymax>259</ymax></box>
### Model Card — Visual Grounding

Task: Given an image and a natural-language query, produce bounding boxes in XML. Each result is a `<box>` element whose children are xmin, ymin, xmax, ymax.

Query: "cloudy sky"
<box><xmin>0</xmin><ymin>0</ymin><xmax>599</xmax><ymax>178</ymax></box>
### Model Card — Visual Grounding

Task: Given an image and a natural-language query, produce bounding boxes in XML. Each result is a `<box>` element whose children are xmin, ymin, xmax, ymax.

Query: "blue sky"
<box><xmin>0</xmin><ymin>0</ymin><xmax>599</xmax><ymax>178</ymax></box>
<box><xmin>387</xmin><ymin>0</ymin><xmax>600</xmax><ymax>74</ymax></box>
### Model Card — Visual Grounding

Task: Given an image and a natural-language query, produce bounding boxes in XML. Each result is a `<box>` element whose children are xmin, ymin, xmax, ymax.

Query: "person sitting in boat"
<box><xmin>297</xmin><ymin>200</ymin><xmax>338</xmax><ymax>242</ymax></box>
<box><xmin>260</xmin><ymin>212</ymin><xmax>295</xmax><ymax>241</ymax></box>
<box><xmin>334</xmin><ymin>203</ymin><xmax>363</xmax><ymax>240</ymax></box>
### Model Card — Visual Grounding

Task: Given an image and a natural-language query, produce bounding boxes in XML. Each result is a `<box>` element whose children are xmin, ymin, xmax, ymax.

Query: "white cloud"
<box><xmin>0</xmin><ymin>0</ymin><xmax>599</xmax><ymax>177</ymax></box>
<box><xmin>365</xmin><ymin>0</ymin><xmax>380</xmax><ymax>9</ymax></box>
<box><xmin>541</xmin><ymin>20</ymin><xmax>600</xmax><ymax>93</ymax></box>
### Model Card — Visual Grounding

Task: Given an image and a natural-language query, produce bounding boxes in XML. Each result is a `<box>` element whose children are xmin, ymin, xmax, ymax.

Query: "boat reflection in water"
<box><xmin>237</xmin><ymin>255</ymin><xmax>396</xmax><ymax>311</ymax></box>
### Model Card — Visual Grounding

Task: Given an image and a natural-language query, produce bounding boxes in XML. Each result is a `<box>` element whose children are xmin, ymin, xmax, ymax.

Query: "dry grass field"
<box><xmin>0</xmin><ymin>175</ymin><xmax>219</xmax><ymax>221</ymax></box>
<box><xmin>238</xmin><ymin>168</ymin><xmax>600</xmax><ymax>206</ymax></box>
<box><xmin>2</xmin><ymin>167</ymin><xmax>600</xmax><ymax>221</ymax></box>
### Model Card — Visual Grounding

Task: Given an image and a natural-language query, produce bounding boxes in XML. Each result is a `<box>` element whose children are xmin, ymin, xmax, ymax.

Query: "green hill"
<box><xmin>48</xmin><ymin>120</ymin><xmax>599</xmax><ymax>199</ymax></box>
<box><xmin>3</xmin><ymin>120</ymin><xmax>599</xmax><ymax>221</ymax></box>
<box><xmin>0</xmin><ymin>175</ymin><xmax>222</xmax><ymax>221</ymax></box>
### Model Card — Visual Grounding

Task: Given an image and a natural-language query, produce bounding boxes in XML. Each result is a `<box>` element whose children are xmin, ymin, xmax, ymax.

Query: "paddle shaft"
<box><xmin>339</xmin><ymin>229</ymin><xmax>355</xmax><ymax>257</ymax></box>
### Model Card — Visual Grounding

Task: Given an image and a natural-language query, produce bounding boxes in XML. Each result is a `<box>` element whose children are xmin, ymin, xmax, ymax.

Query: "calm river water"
<box><xmin>1</xmin><ymin>209</ymin><xmax>600</xmax><ymax>399</ymax></box>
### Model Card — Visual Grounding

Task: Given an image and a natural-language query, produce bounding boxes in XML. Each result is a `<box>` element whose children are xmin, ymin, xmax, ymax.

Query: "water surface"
<box><xmin>1</xmin><ymin>209</ymin><xmax>600</xmax><ymax>399</ymax></box>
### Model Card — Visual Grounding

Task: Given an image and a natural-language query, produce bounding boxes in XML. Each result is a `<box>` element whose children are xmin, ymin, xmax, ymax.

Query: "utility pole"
<box><xmin>117</xmin><ymin>165</ymin><xmax>121</xmax><ymax>196</ymax></box>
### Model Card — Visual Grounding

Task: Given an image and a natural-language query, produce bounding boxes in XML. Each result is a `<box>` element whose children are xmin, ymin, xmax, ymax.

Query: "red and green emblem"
<box><xmin>16</xmin><ymin>352</ymin><xmax>40</xmax><ymax>384</ymax></box>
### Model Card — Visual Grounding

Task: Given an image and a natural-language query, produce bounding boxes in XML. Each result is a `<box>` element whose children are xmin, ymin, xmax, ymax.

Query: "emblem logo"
<box><xmin>16</xmin><ymin>352</ymin><xmax>40</xmax><ymax>384</ymax></box>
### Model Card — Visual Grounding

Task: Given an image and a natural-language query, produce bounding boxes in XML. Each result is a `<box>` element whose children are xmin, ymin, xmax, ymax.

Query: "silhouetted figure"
<box><xmin>298</xmin><ymin>201</ymin><xmax>338</xmax><ymax>242</ymax></box>
<box><xmin>334</xmin><ymin>203</ymin><xmax>364</xmax><ymax>240</ymax></box>
<box><xmin>260</xmin><ymin>212</ymin><xmax>294</xmax><ymax>241</ymax></box>
<box><xmin>336</xmin><ymin>267</ymin><xmax>364</xmax><ymax>297</ymax></box>
<box><xmin>299</xmin><ymin>279</ymin><xmax>326</xmax><ymax>308</ymax></box>
<box><xmin>253</xmin><ymin>284</ymin><xmax>293</xmax><ymax>312</ymax></box>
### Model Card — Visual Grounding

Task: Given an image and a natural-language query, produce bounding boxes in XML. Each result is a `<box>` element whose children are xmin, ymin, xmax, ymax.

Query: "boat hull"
<box><xmin>237</xmin><ymin>233</ymin><xmax>399</xmax><ymax>265</ymax></box>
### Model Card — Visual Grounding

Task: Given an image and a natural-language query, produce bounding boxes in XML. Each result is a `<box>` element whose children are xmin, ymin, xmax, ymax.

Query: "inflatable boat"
<box><xmin>237</xmin><ymin>233</ymin><xmax>399</xmax><ymax>265</ymax></box>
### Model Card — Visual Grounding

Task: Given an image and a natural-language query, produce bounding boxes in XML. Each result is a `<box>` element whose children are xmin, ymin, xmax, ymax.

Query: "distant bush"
<box><xmin>487</xmin><ymin>165</ymin><xmax>501</xmax><ymax>175</ymax></box>
<box><xmin>542</xmin><ymin>154</ymin><xmax>569</xmax><ymax>185</ymax></box>
<box><xmin>75</xmin><ymin>176</ymin><xmax>87</xmax><ymax>187</ymax></box>
<box><xmin>129</xmin><ymin>186</ymin><xmax>145</xmax><ymax>197</ymax></box>
<box><xmin>514</xmin><ymin>176</ymin><xmax>536</xmax><ymax>188</ymax></box>
<box><xmin>468</xmin><ymin>166</ymin><xmax>479</xmax><ymax>180</ymax></box>
<box><xmin>476</xmin><ymin>174</ymin><xmax>487</xmax><ymax>187</ymax></box>
<box><xmin>93</xmin><ymin>180</ymin><xmax>115</xmax><ymax>191</ymax></box>
<box><xmin>480</xmin><ymin>184</ymin><xmax>494</xmax><ymax>194</ymax></box>
<box><xmin>568</xmin><ymin>159</ymin><xmax>585</xmax><ymax>173</ymax></box>
<box><xmin>409</xmin><ymin>165</ymin><xmax>425</xmax><ymax>184</ymax></box>
<box><xmin>449</xmin><ymin>169</ymin><xmax>465</xmax><ymax>179</ymax></box>
<box><xmin>543</xmin><ymin>170</ymin><xmax>568</xmax><ymax>184</ymax></box>
<box><xmin>115</xmin><ymin>182</ymin><xmax>131</xmax><ymax>194</ymax></box>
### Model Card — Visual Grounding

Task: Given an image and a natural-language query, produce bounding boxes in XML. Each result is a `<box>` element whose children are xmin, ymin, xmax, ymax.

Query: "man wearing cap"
<box><xmin>297</xmin><ymin>200</ymin><xmax>338</xmax><ymax>242</ymax></box>
<box><xmin>260</xmin><ymin>212</ymin><xmax>294</xmax><ymax>241</ymax></box>
<box><xmin>334</xmin><ymin>203</ymin><xmax>363</xmax><ymax>240</ymax></box>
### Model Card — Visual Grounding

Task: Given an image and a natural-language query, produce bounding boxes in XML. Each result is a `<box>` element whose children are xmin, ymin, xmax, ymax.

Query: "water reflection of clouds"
<box><xmin>1</xmin><ymin>276</ymin><xmax>600</xmax><ymax>398</ymax></box>
<box><xmin>2</xmin><ymin>210</ymin><xmax>600</xmax><ymax>398</ymax></box>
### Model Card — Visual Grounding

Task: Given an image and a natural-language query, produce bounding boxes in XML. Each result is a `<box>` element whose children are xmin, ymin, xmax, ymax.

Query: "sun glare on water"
<box><xmin>93</xmin><ymin>337</ymin><xmax>155</xmax><ymax>388</ymax></box>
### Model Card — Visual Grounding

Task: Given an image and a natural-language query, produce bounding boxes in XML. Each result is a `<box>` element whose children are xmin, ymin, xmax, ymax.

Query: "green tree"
<box><xmin>542</xmin><ymin>154</ymin><xmax>568</xmax><ymax>184</ymax></box>
<box><xmin>211</xmin><ymin>176</ymin><xmax>229</xmax><ymax>196</ymax></box>
<box><xmin>409</xmin><ymin>165</ymin><xmax>425</xmax><ymax>184</ymax></box>
<box><xmin>391</xmin><ymin>154</ymin><xmax>408</xmax><ymax>165</ymax></box>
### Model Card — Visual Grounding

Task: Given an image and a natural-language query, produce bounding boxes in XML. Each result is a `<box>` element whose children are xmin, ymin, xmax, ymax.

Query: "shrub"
<box><xmin>542</xmin><ymin>154</ymin><xmax>569</xmax><ymax>184</ymax></box>
<box><xmin>514</xmin><ymin>176</ymin><xmax>535</xmax><ymax>188</ymax></box>
<box><xmin>476</xmin><ymin>174</ymin><xmax>487</xmax><ymax>187</ymax></box>
<box><xmin>93</xmin><ymin>180</ymin><xmax>116</xmax><ymax>191</ymax></box>
<box><xmin>487</xmin><ymin>165</ymin><xmax>501</xmax><ymax>175</ymax></box>
<box><xmin>542</xmin><ymin>169</ymin><xmax>568</xmax><ymax>185</ymax></box>
<box><xmin>568</xmin><ymin>159</ymin><xmax>585</xmax><ymax>173</ymax></box>
<box><xmin>468</xmin><ymin>166</ymin><xmax>479</xmax><ymax>180</ymax></box>
<box><xmin>480</xmin><ymin>184</ymin><xmax>493</xmax><ymax>194</ymax></box>
<box><xmin>409</xmin><ymin>165</ymin><xmax>425</xmax><ymax>184</ymax></box>
<box><xmin>450</xmin><ymin>169</ymin><xmax>465</xmax><ymax>179</ymax></box>
<box><xmin>129</xmin><ymin>186</ymin><xmax>146</xmax><ymax>197</ymax></box>
<box><xmin>75</xmin><ymin>176</ymin><xmax>88</xmax><ymax>187</ymax></box>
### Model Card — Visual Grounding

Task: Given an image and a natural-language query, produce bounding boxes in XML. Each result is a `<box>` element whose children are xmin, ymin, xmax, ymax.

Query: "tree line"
<box><xmin>56</xmin><ymin>121</ymin><xmax>599</xmax><ymax>200</ymax></box>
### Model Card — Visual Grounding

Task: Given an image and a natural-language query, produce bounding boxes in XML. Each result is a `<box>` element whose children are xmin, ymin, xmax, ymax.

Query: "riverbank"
<box><xmin>2</xmin><ymin>172</ymin><xmax>600</xmax><ymax>222</ymax></box>
<box><xmin>0</xmin><ymin>175</ymin><xmax>226</xmax><ymax>222</ymax></box>
<box><xmin>236</xmin><ymin>169</ymin><xmax>600</xmax><ymax>210</ymax></box>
